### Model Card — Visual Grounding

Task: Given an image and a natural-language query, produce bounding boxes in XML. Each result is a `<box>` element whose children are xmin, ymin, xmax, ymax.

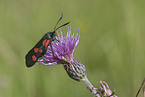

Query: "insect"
<box><xmin>25</xmin><ymin>13</ymin><xmax>70</xmax><ymax>67</ymax></box>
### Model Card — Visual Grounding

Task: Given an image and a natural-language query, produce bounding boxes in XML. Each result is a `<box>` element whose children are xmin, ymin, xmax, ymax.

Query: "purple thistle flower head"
<box><xmin>38</xmin><ymin>27</ymin><xmax>86</xmax><ymax>81</ymax></box>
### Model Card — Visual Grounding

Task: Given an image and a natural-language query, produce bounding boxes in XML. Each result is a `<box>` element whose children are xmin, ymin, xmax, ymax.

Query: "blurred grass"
<box><xmin>0</xmin><ymin>0</ymin><xmax>145</xmax><ymax>97</ymax></box>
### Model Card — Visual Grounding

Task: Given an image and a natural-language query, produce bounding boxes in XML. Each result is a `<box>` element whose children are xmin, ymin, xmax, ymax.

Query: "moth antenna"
<box><xmin>54</xmin><ymin>22</ymin><xmax>70</xmax><ymax>32</ymax></box>
<box><xmin>53</xmin><ymin>13</ymin><xmax>70</xmax><ymax>33</ymax></box>
<box><xmin>54</xmin><ymin>13</ymin><xmax>63</xmax><ymax>31</ymax></box>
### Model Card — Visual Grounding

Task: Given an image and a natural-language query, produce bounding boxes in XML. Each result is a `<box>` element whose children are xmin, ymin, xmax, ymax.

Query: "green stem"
<box><xmin>82</xmin><ymin>76</ymin><xmax>100</xmax><ymax>97</ymax></box>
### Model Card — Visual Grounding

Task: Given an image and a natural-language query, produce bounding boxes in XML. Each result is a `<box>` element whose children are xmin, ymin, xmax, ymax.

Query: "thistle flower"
<box><xmin>38</xmin><ymin>27</ymin><xmax>86</xmax><ymax>81</ymax></box>
<box><xmin>37</xmin><ymin>27</ymin><xmax>117</xmax><ymax>97</ymax></box>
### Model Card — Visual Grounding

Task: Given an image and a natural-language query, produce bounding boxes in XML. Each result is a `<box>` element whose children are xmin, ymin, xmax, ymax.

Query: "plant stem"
<box><xmin>82</xmin><ymin>76</ymin><xmax>100</xmax><ymax>97</ymax></box>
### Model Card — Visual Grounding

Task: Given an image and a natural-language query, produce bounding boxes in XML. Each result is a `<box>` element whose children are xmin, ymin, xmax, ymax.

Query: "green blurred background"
<box><xmin>0</xmin><ymin>0</ymin><xmax>145</xmax><ymax>97</ymax></box>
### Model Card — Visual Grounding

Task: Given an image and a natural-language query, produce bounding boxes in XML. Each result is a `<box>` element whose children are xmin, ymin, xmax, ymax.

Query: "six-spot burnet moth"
<box><xmin>25</xmin><ymin>13</ymin><xmax>70</xmax><ymax>67</ymax></box>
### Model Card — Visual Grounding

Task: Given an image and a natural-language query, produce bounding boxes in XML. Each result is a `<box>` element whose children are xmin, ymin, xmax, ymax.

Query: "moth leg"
<box><xmin>55</xmin><ymin>38</ymin><xmax>65</xmax><ymax>45</ymax></box>
<box><xmin>50</xmin><ymin>43</ymin><xmax>55</xmax><ymax>57</ymax></box>
<box><xmin>52</xmin><ymin>38</ymin><xmax>56</xmax><ymax>41</ymax></box>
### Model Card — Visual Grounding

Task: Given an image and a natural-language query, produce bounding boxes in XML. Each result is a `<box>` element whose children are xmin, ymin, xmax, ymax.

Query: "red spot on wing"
<box><xmin>45</xmin><ymin>40</ymin><xmax>50</xmax><ymax>47</ymax></box>
<box><xmin>39</xmin><ymin>49</ymin><xmax>42</xmax><ymax>53</ymax></box>
<box><xmin>32</xmin><ymin>55</ymin><xmax>37</xmax><ymax>61</ymax></box>
<box><xmin>34</xmin><ymin>48</ymin><xmax>39</xmax><ymax>53</ymax></box>
<box><xmin>42</xmin><ymin>39</ymin><xmax>47</xmax><ymax>45</ymax></box>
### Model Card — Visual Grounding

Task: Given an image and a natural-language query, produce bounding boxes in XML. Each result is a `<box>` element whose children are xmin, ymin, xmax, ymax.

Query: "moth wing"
<box><xmin>25</xmin><ymin>38</ymin><xmax>51</xmax><ymax>67</ymax></box>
